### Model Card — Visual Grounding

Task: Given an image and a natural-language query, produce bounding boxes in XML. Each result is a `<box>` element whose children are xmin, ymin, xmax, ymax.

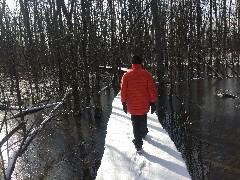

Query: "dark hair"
<box><xmin>132</xmin><ymin>55</ymin><xmax>143</xmax><ymax>64</ymax></box>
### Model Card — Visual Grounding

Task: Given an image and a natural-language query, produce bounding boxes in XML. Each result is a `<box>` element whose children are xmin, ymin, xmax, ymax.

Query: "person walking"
<box><xmin>120</xmin><ymin>55</ymin><xmax>157</xmax><ymax>152</ymax></box>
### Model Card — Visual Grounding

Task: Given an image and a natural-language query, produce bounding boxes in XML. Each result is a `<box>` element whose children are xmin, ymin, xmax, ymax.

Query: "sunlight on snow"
<box><xmin>96</xmin><ymin>94</ymin><xmax>191</xmax><ymax>180</ymax></box>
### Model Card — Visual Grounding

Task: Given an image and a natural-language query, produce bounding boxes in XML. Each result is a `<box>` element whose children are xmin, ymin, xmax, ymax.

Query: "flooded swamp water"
<box><xmin>4</xmin><ymin>89</ymin><xmax>116</xmax><ymax>179</ymax></box>
<box><xmin>2</xmin><ymin>77</ymin><xmax>239</xmax><ymax>180</ymax></box>
<box><xmin>160</xmin><ymin>77</ymin><xmax>240</xmax><ymax>180</ymax></box>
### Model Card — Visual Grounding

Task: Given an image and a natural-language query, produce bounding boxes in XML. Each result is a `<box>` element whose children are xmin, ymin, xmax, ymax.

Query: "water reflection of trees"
<box><xmin>159</xmin><ymin>93</ymin><xmax>212</xmax><ymax>180</ymax></box>
<box><xmin>0</xmin><ymin>71</ymin><xmax>117</xmax><ymax>179</ymax></box>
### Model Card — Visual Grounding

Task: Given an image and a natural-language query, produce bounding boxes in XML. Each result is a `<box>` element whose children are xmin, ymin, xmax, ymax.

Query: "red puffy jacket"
<box><xmin>120</xmin><ymin>64</ymin><xmax>157</xmax><ymax>115</ymax></box>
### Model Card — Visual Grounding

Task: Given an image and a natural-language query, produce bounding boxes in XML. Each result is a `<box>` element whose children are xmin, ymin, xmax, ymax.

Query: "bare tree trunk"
<box><xmin>213</xmin><ymin>0</ymin><xmax>221</xmax><ymax>73</ymax></box>
<box><xmin>151</xmin><ymin>0</ymin><xmax>166</xmax><ymax>119</ymax></box>
<box><xmin>151</xmin><ymin>0</ymin><xmax>164</xmax><ymax>81</ymax></box>
<box><xmin>223</xmin><ymin>0</ymin><xmax>228</xmax><ymax>76</ymax></box>
<box><xmin>208</xmin><ymin>0</ymin><xmax>213</xmax><ymax>74</ymax></box>
<box><xmin>196</xmin><ymin>0</ymin><xmax>202</xmax><ymax>77</ymax></box>
<box><xmin>81</xmin><ymin>0</ymin><xmax>91</xmax><ymax>107</ymax></box>
<box><xmin>238</xmin><ymin>0</ymin><xmax>240</xmax><ymax>72</ymax></box>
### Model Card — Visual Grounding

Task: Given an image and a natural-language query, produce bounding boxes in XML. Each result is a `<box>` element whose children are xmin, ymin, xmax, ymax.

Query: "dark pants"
<box><xmin>131</xmin><ymin>114</ymin><xmax>148</xmax><ymax>149</ymax></box>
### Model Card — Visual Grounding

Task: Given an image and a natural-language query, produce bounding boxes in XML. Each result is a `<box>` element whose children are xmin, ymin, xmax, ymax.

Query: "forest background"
<box><xmin>0</xmin><ymin>0</ymin><xmax>240</xmax><ymax>179</ymax></box>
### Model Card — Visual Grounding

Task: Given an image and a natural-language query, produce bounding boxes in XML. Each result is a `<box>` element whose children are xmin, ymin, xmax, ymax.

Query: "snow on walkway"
<box><xmin>96</xmin><ymin>93</ymin><xmax>191</xmax><ymax>180</ymax></box>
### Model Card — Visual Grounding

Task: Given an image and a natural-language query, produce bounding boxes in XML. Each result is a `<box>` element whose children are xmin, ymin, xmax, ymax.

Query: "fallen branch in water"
<box><xmin>9</xmin><ymin>102</ymin><xmax>60</xmax><ymax>119</ymax></box>
<box><xmin>2</xmin><ymin>88</ymin><xmax>71</xmax><ymax>180</ymax></box>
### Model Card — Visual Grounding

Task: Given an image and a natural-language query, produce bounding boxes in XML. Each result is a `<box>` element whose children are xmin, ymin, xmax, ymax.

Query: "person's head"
<box><xmin>132</xmin><ymin>55</ymin><xmax>143</xmax><ymax>64</ymax></box>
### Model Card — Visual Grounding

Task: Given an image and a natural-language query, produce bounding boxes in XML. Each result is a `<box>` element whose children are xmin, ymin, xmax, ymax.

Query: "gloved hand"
<box><xmin>122</xmin><ymin>102</ymin><xmax>127</xmax><ymax>114</ymax></box>
<box><xmin>150</xmin><ymin>102</ymin><xmax>156</xmax><ymax>114</ymax></box>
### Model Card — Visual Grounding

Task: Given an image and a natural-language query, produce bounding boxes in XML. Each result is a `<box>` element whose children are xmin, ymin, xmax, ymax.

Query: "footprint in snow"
<box><xmin>139</xmin><ymin>160</ymin><xmax>146</xmax><ymax>171</ymax></box>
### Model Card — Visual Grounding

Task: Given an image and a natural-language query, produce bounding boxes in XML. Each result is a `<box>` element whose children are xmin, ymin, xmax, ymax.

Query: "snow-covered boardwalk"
<box><xmin>96</xmin><ymin>94</ymin><xmax>191</xmax><ymax>180</ymax></box>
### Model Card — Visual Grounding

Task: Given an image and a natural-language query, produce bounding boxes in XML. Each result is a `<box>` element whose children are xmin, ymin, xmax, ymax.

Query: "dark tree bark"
<box><xmin>150</xmin><ymin>0</ymin><xmax>164</xmax><ymax>81</ymax></box>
